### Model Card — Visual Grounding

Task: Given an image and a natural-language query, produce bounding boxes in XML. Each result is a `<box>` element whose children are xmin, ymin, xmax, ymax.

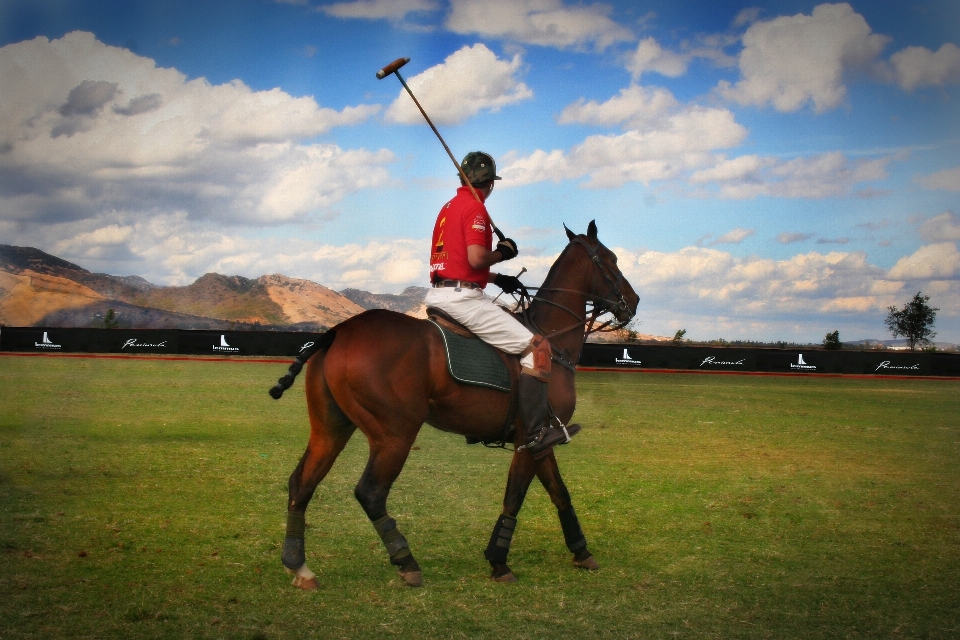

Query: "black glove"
<box><xmin>496</xmin><ymin>238</ymin><xmax>518</xmax><ymax>260</ymax></box>
<box><xmin>494</xmin><ymin>273</ymin><xmax>527</xmax><ymax>296</ymax></box>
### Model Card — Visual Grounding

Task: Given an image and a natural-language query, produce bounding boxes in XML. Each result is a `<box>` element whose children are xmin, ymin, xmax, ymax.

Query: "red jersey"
<box><xmin>429</xmin><ymin>186</ymin><xmax>493</xmax><ymax>288</ymax></box>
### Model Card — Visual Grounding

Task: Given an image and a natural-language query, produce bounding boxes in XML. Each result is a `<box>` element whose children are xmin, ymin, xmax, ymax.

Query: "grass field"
<box><xmin>1</xmin><ymin>354</ymin><xmax>959</xmax><ymax>639</ymax></box>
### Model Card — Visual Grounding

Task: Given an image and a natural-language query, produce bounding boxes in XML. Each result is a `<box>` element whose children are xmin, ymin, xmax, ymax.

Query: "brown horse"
<box><xmin>270</xmin><ymin>221</ymin><xmax>638</xmax><ymax>588</ymax></box>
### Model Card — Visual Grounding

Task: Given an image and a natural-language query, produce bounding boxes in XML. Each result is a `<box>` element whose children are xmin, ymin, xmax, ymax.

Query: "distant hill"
<box><xmin>340</xmin><ymin>286</ymin><xmax>428</xmax><ymax>313</ymax></box>
<box><xmin>0</xmin><ymin>244</ymin><xmax>387</xmax><ymax>330</ymax></box>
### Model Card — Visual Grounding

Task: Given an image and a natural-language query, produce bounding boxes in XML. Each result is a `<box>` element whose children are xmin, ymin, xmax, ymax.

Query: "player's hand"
<box><xmin>496</xmin><ymin>238</ymin><xmax>518</xmax><ymax>260</ymax></box>
<box><xmin>494</xmin><ymin>273</ymin><xmax>527</xmax><ymax>296</ymax></box>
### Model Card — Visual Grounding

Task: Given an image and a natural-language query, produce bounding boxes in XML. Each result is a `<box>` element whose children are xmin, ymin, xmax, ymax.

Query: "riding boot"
<box><xmin>519</xmin><ymin>374</ymin><xmax>580</xmax><ymax>459</ymax></box>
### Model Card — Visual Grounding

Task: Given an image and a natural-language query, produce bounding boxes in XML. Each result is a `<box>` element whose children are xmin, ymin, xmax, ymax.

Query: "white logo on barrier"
<box><xmin>790</xmin><ymin>353</ymin><xmax>816</xmax><ymax>370</ymax></box>
<box><xmin>35</xmin><ymin>331</ymin><xmax>62</xmax><ymax>349</ymax></box>
<box><xmin>615</xmin><ymin>348</ymin><xmax>642</xmax><ymax>366</ymax></box>
<box><xmin>700</xmin><ymin>356</ymin><xmax>746</xmax><ymax>367</ymax></box>
<box><xmin>299</xmin><ymin>341</ymin><xmax>315</xmax><ymax>353</ymax></box>
<box><xmin>213</xmin><ymin>334</ymin><xmax>240</xmax><ymax>352</ymax></box>
<box><xmin>122</xmin><ymin>338</ymin><xmax>168</xmax><ymax>350</ymax></box>
<box><xmin>875</xmin><ymin>360</ymin><xmax>920</xmax><ymax>372</ymax></box>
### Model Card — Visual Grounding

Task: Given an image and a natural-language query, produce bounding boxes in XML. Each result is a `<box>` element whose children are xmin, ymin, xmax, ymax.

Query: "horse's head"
<box><xmin>563</xmin><ymin>220</ymin><xmax>639</xmax><ymax>328</ymax></box>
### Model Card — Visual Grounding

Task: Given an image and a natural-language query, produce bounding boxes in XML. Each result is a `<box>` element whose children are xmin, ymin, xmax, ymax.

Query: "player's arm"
<box><xmin>467</xmin><ymin>244</ymin><xmax>505</xmax><ymax>270</ymax></box>
<box><xmin>467</xmin><ymin>238</ymin><xmax>518</xmax><ymax>270</ymax></box>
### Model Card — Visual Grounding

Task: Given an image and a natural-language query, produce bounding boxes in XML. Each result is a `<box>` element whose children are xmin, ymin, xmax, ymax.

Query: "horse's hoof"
<box><xmin>292</xmin><ymin>575</ymin><xmax>319</xmax><ymax>590</ymax></box>
<box><xmin>491</xmin><ymin>571</ymin><xmax>518</xmax><ymax>583</ymax></box>
<box><xmin>286</xmin><ymin>565</ymin><xmax>319</xmax><ymax>590</ymax></box>
<box><xmin>573</xmin><ymin>555</ymin><xmax>600</xmax><ymax>571</ymax></box>
<box><xmin>400</xmin><ymin>570</ymin><xmax>423</xmax><ymax>587</ymax></box>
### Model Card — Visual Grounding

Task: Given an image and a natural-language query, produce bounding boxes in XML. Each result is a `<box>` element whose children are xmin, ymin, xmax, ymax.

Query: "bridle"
<box><xmin>516</xmin><ymin>236</ymin><xmax>635</xmax><ymax>344</ymax></box>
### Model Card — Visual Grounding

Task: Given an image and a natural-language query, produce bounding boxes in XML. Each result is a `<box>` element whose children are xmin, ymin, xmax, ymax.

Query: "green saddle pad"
<box><xmin>429</xmin><ymin>320</ymin><xmax>511</xmax><ymax>392</ymax></box>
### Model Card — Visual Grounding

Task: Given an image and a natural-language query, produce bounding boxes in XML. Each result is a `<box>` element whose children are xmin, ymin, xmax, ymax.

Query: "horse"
<box><xmin>269</xmin><ymin>220</ymin><xmax>638</xmax><ymax>588</ymax></box>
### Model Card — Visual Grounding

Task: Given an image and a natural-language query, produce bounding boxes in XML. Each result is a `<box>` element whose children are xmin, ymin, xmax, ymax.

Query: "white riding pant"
<box><xmin>424</xmin><ymin>286</ymin><xmax>536</xmax><ymax>370</ymax></box>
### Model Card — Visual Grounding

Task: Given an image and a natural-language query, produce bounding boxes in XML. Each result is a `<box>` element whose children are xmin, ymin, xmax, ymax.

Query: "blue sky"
<box><xmin>1</xmin><ymin>0</ymin><xmax>958</xmax><ymax>342</ymax></box>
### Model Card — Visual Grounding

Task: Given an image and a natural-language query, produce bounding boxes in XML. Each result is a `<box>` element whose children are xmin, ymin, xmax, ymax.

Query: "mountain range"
<box><xmin>0</xmin><ymin>244</ymin><xmax>428</xmax><ymax>331</ymax></box>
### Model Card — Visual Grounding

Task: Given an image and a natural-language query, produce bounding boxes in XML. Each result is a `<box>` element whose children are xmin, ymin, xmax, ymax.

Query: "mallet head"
<box><xmin>376</xmin><ymin>57</ymin><xmax>410</xmax><ymax>79</ymax></box>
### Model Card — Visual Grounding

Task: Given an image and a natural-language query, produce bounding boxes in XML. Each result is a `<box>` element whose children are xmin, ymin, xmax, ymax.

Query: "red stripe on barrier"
<box><xmin>576</xmin><ymin>366</ymin><xmax>960</xmax><ymax>381</ymax></box>
<box><xmin>0</xmin><ymin>352</ymin><xmax>290</xmax><ymax>364</ymax></box>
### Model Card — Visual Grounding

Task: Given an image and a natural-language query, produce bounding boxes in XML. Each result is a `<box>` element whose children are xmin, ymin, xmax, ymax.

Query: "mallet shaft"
<box><xmin>377</xmin><ymin>57</ymin><xmax>506</xmax><ymax>241</ymax></box>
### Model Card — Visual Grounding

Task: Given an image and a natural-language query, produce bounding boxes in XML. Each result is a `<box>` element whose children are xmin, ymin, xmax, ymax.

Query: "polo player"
<box><xmin>424</xmin><ymin>151</ymin><xmax>579</xmax><ymax>459</ymax></box>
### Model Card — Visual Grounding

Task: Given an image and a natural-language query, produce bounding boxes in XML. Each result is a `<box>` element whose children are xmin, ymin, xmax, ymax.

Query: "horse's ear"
<box><xmin>587</xmin><ymin>220</ymin><xmax>597</xmax><ymax>240</ymax></box>
<box><xmin>564</xmin><ymin>224</ymin><xmax>576</xmax><ymax>241</ymax></box>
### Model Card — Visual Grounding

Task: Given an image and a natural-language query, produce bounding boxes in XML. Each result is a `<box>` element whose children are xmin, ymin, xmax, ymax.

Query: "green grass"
<box><xmin>1</xmin><ymin>355</ymin><xmax>959</xmax><ymax>639</ymax></box>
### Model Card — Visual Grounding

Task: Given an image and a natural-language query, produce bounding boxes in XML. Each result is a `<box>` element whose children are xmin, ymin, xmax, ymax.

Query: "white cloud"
<box><xmin>692</xmin><ymin>151</ymin><xmax>893</xmax><ymax>199</ymax></box>
<box><xmin>732</xmin><ymin>8</ymin><xmax>762</xmax><ymax>28</ymax></box>
<box><xmin>890</xmin><ymin>43</ymin><xmax>960</xmax><ymax>91</ymax></box>
<box><xmin>619</xmin><ymin>245</ymin><xmax>896</xmax><ymax>318</ymax></box>
<box><xmin>887</xmin><ymin>243</ymin><xmax>960</xmax><ymax>281</ymax></box>
<box><xmin>777</xmin><ymin>232</ymin><xmax>815</xmax><ymax>244</ymax></box>
<box><xmin>557</xmin><ymin>84</ymin><xmax>679</xmax><ymax>129</ymax></box>
<box><xmin>383</xmin><ymin>44</ymin><xmax>533</xmax><ymax>125</ymax></box>
<box><xmin>916</xmin><ymin>166</ymin><xmax>960</xmax><ymax>192</ymax></box>
<box><xmin>711</xmin><ymin>228</ymin><xmax>755</xmax><ymax>245</ymax></box>
<box><xmin>717</xmin><ymin>3</ymin><xmax>889</xmax><ymax>113</ymax></box>
<box><xmin>688</xmin><ymin>154</ymin><xmax>774</xmax><ymax>184</ymax></box>
<box><xmin>919</xmin><ymin>212</ymin><xmax>960</xmax><ymax>243</ymax></box>
<box><xmin>506</xmin><ymin>86</ymin><xmax>746</xmax><ymax>188</ymax></box>
<box><xmin>445</xmin><ymin>0</ymin><xmax>633</xmax><ymax>50</ymax></box>
<box><xmin>0</xmin><ymin>31</ymin><xmax>388</xmax><ymax>227</ymax></box>
<box><xmin>624</xmin><ymin>36</ymin><xmax>737</xmax><ymax>81</ymax></box>
<box><xmin>320</xmin><ymin>0</ymin><xmax>439</xmax><ymax>20</ymax></box>
<box><xmin>626</xmin><ymin>38</ymin><xmax>688</xmax><ymax>80</ymax></box>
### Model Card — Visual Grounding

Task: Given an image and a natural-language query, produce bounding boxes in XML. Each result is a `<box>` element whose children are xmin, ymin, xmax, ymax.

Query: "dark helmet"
<box><xmin>460</xmin><ymin>151</ymin><xmax>502</xmax><ymax>185</ymax></box>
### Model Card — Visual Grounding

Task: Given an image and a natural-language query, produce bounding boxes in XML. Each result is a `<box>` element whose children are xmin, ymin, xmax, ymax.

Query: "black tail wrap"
<box><xmin>558</xmin><ymin>506</ymin><xmax>587</xmax><ymax>553</ymax></box>
<box><xmin>484</xmin><ymin>514</ymin><xmax>518</xmax><ymax>564</ymax></box>
<box><xmin>269</xmin><ymin>330</ymin><xmax>336</xmax><ymax>399</ymax></box>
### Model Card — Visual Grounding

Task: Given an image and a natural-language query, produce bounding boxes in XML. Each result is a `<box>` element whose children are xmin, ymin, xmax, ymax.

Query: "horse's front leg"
<box><xmin>486</xmin><ymin>449</ymin><xmax>540</xmax><ymax>582</ymax></box>
<box><xmin>536</xmin><ymin>451</ymin><xmax>599</xmax><ymax>570</ymax></box>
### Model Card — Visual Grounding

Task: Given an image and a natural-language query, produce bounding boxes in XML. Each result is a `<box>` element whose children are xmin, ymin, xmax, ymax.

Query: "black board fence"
<box><xmin>2</xmin><ymin>327</ymin><xmax>958</xmax><ymax>377</ymax></box>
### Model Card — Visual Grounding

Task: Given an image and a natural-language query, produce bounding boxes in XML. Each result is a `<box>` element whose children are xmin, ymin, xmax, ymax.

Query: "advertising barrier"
<box><xmin>2</xmin><ymin>327</ymin><xmax>958</xmax><ymax>377</ymax></box>
<box><xmin>0</xmin><ymin>327</ymin><xmax>323</xmax><ymax>358</ymax></box>
<box><xmin>579</xmin><ymin>343</ymin><xmax>960</xmax><ymax>377</ymax></box>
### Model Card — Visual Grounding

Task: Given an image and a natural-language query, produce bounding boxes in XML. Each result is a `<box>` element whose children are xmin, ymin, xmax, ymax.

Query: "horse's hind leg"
<box><xmin>353</xmin><ymin>436</ymin><xmax>423</xmax><ymax>587</ymax></box>
<box><xmin>536</xmin><ymin>452</ymin><xmax>599</xmax><ymax>571</ymax></box>
<box><xmin>283</xmin><ymin>359</ymin><xmax>356</xmax><ymax>590</ymax></box>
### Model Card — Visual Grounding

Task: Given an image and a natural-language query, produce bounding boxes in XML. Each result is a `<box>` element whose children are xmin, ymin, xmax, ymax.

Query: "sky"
<box><xmin>0</xmin><ymin>0</ymin><xmax>958</xmax><ymax>343</ymax></box>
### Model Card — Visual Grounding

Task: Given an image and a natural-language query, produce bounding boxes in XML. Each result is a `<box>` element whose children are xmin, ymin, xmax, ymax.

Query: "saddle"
<box><xmin>426</xmin><ymin>307</ymin><xmax>521</xmax><ymax>446</ymax></box>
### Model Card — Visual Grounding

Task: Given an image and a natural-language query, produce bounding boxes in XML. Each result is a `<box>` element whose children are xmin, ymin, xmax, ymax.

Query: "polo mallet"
<box><xmin>377</xmin><ymin>57</ymin><xmax>506</xmax><ymax>242</ymax></box>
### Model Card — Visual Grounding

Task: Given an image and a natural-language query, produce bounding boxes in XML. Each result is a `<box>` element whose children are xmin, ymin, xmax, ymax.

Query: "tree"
<box><xmin>822</xmin><ymin>330</ymin><xmax>841</xmax><ymax>350</ymax></box>
<box><xmin>103</xmin><ymin>308</ymin><xmax>119</xmax><ymax>329</ymax></box>
<box><xmin>885</xmin><ymin>292</ymin><xmax>938</xmax><ymax>351</ymax></box>
<box><xmin>672</xmin><ymin>329</ymin><xmax>687</xmax><ymax>345</ymax></box>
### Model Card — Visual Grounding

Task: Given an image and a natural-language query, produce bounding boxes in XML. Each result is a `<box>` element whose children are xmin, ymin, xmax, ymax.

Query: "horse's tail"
<box><xmin>268</xmin><ymin>330</ymin><xmax>337</xmax><ymax>400</ymax></box>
